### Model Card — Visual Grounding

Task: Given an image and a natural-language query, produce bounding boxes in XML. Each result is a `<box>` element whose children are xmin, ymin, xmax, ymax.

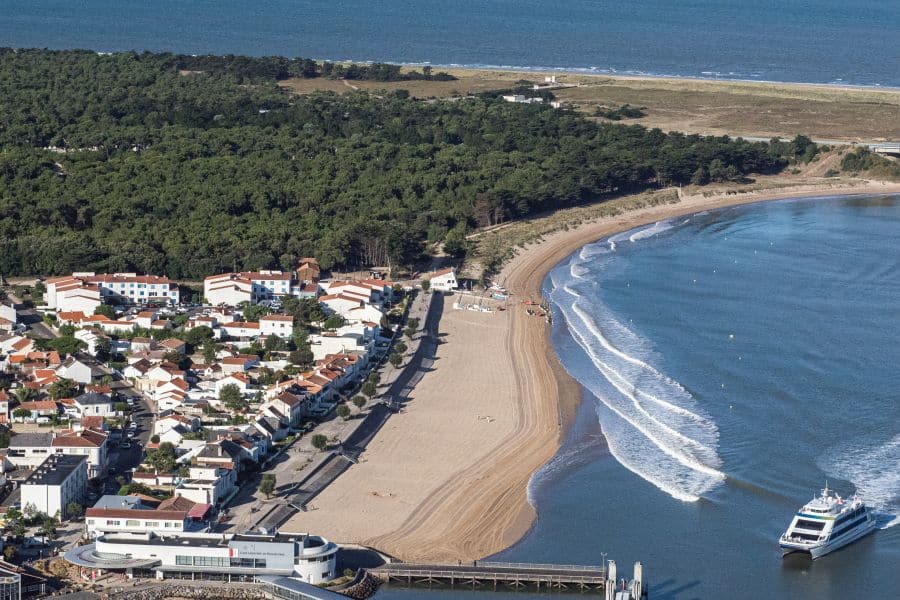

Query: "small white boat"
<box><xmin>779</xmin><ymin>484</ymin><xmax>877</xmax><ymax>559</ymax></box>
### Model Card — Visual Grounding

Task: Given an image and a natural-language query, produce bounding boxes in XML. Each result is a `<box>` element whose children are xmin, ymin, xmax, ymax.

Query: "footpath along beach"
<box><xmin>285</xmin><ymin>179</ymin><xmax>900</xmax><ymax>562</ymax></box>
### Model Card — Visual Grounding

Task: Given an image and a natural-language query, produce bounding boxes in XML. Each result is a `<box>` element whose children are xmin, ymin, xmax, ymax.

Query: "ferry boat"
<box><xmin>779</xmin><ymin>484</ymin><xmax>877</xmax><ymax>559</ymax></box>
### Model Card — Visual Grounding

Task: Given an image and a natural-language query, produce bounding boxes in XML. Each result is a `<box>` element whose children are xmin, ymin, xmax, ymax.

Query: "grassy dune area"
<box><xmin>280</xmin><ymin>67</ymin><xmax>900</xmax><ymax>142</ymax></box>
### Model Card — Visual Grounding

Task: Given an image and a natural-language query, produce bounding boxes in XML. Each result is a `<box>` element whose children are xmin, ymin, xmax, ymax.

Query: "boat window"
<box><xmin>831</xmin><ymin>515</ymin><xmax>868</xmax><ymax>539</ymax></box>
<box><xmin>791</xmin><ymin>532</ymin><xmax>820</xmax><ymax>541</ymax></box>
<box><xmin>795</xmin><ymin>519</ymin><xmax>826</xmax><ymax>531</ymax></box>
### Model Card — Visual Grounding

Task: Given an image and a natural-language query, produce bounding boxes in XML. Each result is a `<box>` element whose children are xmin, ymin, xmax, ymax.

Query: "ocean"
<box><xmin>377</xmin><ymin>195</ymin><xmax>900</xmax><ymax>599</ymax></box>
<box><xmin>3</xmin><ymin>0</ymin><xmax>900</xmax><ymax>86</ymax></box>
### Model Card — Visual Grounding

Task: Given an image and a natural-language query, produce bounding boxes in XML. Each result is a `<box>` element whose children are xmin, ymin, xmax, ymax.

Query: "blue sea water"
<box><xmin>374</xmin><ymin>195</ymin><xmax>900</xmax><ymax>600</ymax></box>
<box><xmin>2</xmin><ymin>1</ymin><xmax>900</xmax><ymax>86</ymax></box>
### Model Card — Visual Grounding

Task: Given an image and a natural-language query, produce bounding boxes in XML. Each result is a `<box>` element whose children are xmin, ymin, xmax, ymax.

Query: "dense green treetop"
<box><xmin>0</xmin><ymin>49</ymin><xmax>797</xmax><ymax>278</ymax></box>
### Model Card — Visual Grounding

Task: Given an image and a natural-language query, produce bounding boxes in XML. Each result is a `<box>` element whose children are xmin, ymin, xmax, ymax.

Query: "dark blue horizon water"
<box><xmin>3</xmin><ymin>1</ymin><xmax>900</xmax><ymax>86</ymax></box>
<box><xmin>374</xmin><ymin>195</ymin><xmax>900</xmax><ymax>600</ymax></box>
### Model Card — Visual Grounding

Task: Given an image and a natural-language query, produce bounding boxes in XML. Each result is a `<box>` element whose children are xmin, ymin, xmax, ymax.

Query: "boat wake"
<box><xmin>549</xmin><ymin>227</ymin><xmax>725</xmax><ymax>502</ymax></box>
<box><xmin>819</xmin><ymin>434</ymin><xmax>900</xmax><ymax>529</ymax></box>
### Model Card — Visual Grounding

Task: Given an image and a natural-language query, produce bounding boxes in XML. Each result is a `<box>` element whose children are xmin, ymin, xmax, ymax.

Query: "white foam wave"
<box><xmin>552</xmin><ymin>257</ymin><xmax>724</xmax><ymax>502</ymax></box>
<box><xmin>527</xmin><ymin>433</ymin><xmax>605</xmax><ymax>506</ymax></box>
<box><xmin>628</xmin><ymin>221</ymin><xmax>674</xmax><ymax>243</ymax></box>
<box><xmin>819</xmin><ymin>434</ymin><xmax>900</xmax><ymax>529</ymax></box>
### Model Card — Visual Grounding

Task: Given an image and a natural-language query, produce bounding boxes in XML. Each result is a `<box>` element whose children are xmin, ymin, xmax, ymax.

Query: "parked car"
<box><xmin>121</xmin><ymin>442</ymin><xmax>132</xmax><ymax>449</ymax></box>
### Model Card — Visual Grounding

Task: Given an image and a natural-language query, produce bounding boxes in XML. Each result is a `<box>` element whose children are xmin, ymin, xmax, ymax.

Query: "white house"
<box><xmin>259</xmin><ymin>314</ymin><xmax>294</xmax><ymax>337</ymax></box>
<box><xmin>74</xmin><ymin>329</ymin><xmax>107</xmax><ymax>356</ymax></box>
<box><xmin>85</xmin><ymin>497</ymin><xmax>190</xmax><ymax>539</ymax></box>
<box><xmin>73</xmin><ymin>392</ymin><xmax>115</xmax><ymax>417</ymax></box>
<box><xmin>175</xmin><ymin>464</ymin><xmax>237</xmax><ymax>506</ymax></box>
<box><xmin>221</xmin><ymin>321</ymin><xmax>260</xmax><ymax>339</ymax></box>
<box><xmin>261</xmin><ymin>392</ymin><xmax>306</xmax><ymax>428</ymax></box>
<box><xmin>203</xmin><ymin>274</ymin><xmax>254</xmax><ymax>306</ymax></box>
<box><xmin>204</xmin><ymin>270</ymin><xmax>293</xmax><ymax>306</ymax></box>
<box><xmin>0</xmin><ymin>303</ymin><xmax>16</xmax><ymax>333</ymax></box>
<box><xmin>57</xmin><ymin>356</ymin><xmax>95</xmax><ymax>385</ymax></box>
<box><xmin>215</xmin><ymin>373</ymin><xmax>251</xmax><ymax>396</ymax></box>
<box><xmin>318</xmin><ymin>294</ymin><xmax>364</xmax><ymax>318</ymax></box>
<box><xmin>428</xmin><ymin>267</ymin><xmax>458</xmax><ymax>292</ymax></box>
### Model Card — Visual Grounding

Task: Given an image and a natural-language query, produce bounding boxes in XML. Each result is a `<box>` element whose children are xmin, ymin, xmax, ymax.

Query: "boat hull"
<box><xmin>780</xmin><ymin>519</ymin><xmax>878</xmax><ymax>560</ymax></box>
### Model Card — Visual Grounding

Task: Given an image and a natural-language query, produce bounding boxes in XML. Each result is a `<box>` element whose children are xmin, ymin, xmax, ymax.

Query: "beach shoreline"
<box><xmin>284</xmin><ymin>179</ymin><xmax>900</xmax><ymax>563</ymax></box>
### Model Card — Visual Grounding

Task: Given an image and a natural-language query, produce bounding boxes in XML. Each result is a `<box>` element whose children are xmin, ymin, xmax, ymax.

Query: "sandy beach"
<box><xmin>285</xmin><ymin>179</ymin><xmax>900</xmax><ymax>562</ymax></box>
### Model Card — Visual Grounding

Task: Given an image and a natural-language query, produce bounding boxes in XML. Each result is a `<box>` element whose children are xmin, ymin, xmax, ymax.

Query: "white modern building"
<box><xmin>64</xmin><ymin>530</ymin><xmax>338</xmax><ymax>584</ymax></box>
<box><xmin>20</xmin><ymin>454</ymin><xmax>88</xmax><ymax>519</ymax></box>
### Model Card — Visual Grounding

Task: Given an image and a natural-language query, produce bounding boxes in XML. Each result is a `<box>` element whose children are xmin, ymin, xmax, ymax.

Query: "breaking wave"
<box><xmin>548</xmin><ymin>228</ymin><xmax>725</xmax><ymax>502</ymax></box>
<box><xmin>819</xmin><ymin>434</ymin><xmax>900</xmax><ymax>529</ymax></box>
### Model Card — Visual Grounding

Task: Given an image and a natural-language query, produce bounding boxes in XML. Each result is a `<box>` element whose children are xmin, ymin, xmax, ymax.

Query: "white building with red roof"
<box><xmin>428</xmin><ymin>267</ymin><xmax>458</xmax><ymax>292</ymax></box>
<box><xmin>47</xmin><ymin>272</ymin><xmax>179</xmax><ymax>310</ymax></box>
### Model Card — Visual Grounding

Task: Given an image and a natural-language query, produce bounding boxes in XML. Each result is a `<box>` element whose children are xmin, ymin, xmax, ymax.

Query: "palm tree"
<box><xmin>13</xmin><ymin>386</ymin><xmax>35</xmax><ymax>404</ymax></box>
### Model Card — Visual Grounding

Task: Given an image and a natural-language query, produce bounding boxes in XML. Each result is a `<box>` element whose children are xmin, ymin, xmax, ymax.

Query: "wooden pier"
<box><xmin>373</xmin><ymin>561</ymin><xmax>608</xmax><ymax>593</ymax></box>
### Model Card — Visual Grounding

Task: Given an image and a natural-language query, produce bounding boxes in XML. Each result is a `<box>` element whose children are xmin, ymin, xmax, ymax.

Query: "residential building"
<box><xmin>221</xmin><ymin>321</ymin><xmax>261</xmax><ymax>339</ymax></box>
<box><xmin>56</xmin><ymin>355</ymin><xmax>94</xmax><ymax>385</ymax></box>
<box><xmin>73</xmin><ymin>392</ymin><xmax>115</xmax><ymax>417</ymax></box>
<box><xmin>175</xmin><ymin>464</ymin><xmax>237</xmax><ymax>506</ymax></box>
<box><xmin>20</xmin><ymin>454</ymin><xmax>87</xmax><ymax>519</ymax></box>
<box><xmin>428</xmin><ymin>267</ymin><xmax>458</xmax><ymax>292</ymax></box>
<box><xmin>7</xmin><ymin>429</ymin><xmax>109</xmax><ymax>478</ymax></box>
<box><xmin>259</xmin><ymin>314</ymin><xmax>294</xmax><ymax>337</ymax></box>
<box><xmin>47</xmin><ymin>273</ymin><xmax>180</xmax><ymax>308</ymax></box>
<box><xmin>84</xmin><ymin>495</ymin><xmax>194</xmax><ymax>539</ymax></box>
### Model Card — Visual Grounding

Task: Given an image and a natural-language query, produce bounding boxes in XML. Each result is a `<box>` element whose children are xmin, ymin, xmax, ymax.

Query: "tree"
<box><xmin>219</xmin><ymin>383</ymin><xmax>247</xmax><ymax>413</ymax></box>
<box><xmin>323</xmin><ymin>315</ymin><xmax>345</xmax><ymax>331</ymax></box>
<box><xmin>404</xmin><ymin>326</ymin><xmax>416</xmax><ymax>340</ymax></box>
<box><xmin>66</xmin><ymin>502</ymin><xmax>83</xmax><ymax>519</ymax></box>
<box><xmin>145</xmin><ymin>442</ymin><xmax>177</xmax><ymax>473</ymax></box>
<box><xmin>48</xmin><ymin>378</ymin><xmax>75</xmax><ymax>400</ymax></box>
<box><xmin>407</xmin><ymin>318</ymin><xmax>420</xmax><ymax>329</ymax></box>
<box><xmin>443</xmin><ymin>225</ymin><xmax>469</xmax><ymax>258</ymax></box>
<box><xmin>264</xmin><ymin>334</ymin><xmax>287</xmax><ymax>352</ymax></box>
<box><xmin>367</xmin><ymin>372</ymin><xmax>381</xmax><ymax>385</ymax></box>
<box><xmin>47</xmin><ymin>335</ymin><xmax>85</xmax><ymax>357</ymax></box>
<box><xmin>240</xmin><ymin>302</ymin><xmax>270</xmax><ymax>322</ymax></box>
<box><xmin>164</xmin><ymin>351</ymin><xmax>191</xmax><ymax>370</ymax></box>
<box><xmin>336</xmin><ymin>404</ymin><xmax>351</xmax><ymax>420</ymax></box>
<box><xmin>352</xmin><ymin>396</ymin><xmax>367</xmax><ymax>409</ymax></box>
<box><xmin>393</xmin><ymin>340</ymin><xmax>407</xmax><ymax>354</ymax></box>
<box><xmin>39</xmin><ymin>513</ymin><xmax>59</xmax><ymax>541</ymax></box>
<box><xmin>202</xmin><ymin>341</ymin><xmax>218</xmax><ymax>364</ymax></box>
<box><xmin>114</xmin><ymin>402</ymin><xmax>130</xmax><ymax>413</ymax></box>
<box><xmin>150</xmin><ymin>434</ymin><xmax>160</xmax><ymax>444</ymax></box>
<box><xmin>93</xmin><ymin>304</ymin><xmax>116</xmax><ymax>318</ymax></box>
<box><xmin>12</xmin><ymin>407</ymin><xmax>31</xmax><ymax>420</ymax></box>
<box><xmin>289</xmin><ymin>347</ymin><xmax>314</xmax><ymax>367</ymax></box>
<box><xmin>42</xmin><ymin>313</ymin><xmax>57</xmax><ymax>327</ymax></box>
<box><xmin>361</xmin><ymin>381</ymin><xmax>377</xmax><ymax>398</ymax></box>
<box><xmin>420</xmin><ymin>279</ymin><xmax>431</xmax><ymax>292</ymax></box>
<box><xmin>184</xmin><ymin>325</ymin><xmax>215</xmax><ymax>348</ymax></box>
<box><xmin>389</xmin><ymin>352</ymin><xmax>402</xmax><ymax>368</ymax></box>
<box><xmin>259</xmin><ymin>473</ymin><xmax>277</xmax><ymax>499</ymax></box>
<box><xmin>311</xmin><ymin>434</ymin><xmax>328</xmax><ymax>452</ymax></box>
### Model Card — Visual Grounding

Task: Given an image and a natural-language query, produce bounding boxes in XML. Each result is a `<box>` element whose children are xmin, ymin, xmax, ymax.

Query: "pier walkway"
<box><xmin>374</xmin><ymin>561</ymin><xmax>608</xmax><ymax>592</ymax></box>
